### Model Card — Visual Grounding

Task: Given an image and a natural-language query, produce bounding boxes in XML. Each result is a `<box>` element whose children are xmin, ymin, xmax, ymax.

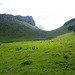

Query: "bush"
<box><xmin>68</xmin><ymin>26</ymin><xmax>74</xmax><ymax>31</ymax></box>
<box><xmin>63</xmin><ymin>55</ymin><xmax>68</xmax><ymax>60</ymax></box>
<box><xmin>25</xmin><ymin>47</ymin><xmax>28</xmax><ymax>50</ymax></box>
<box><xmin>16</xmin><ymin>47</ymin><xmax>22</xmax><ymax>51</ymax></box>
<box><xmin>73</xmin><ymin>27</ymin><xmax>75</xmax><ymax>33</ymax></box>
<box><xmin>21</xmin><ymin>60</ymin><xmax>32</xmax><ymax>65</ymax></box>
<box><xmin>32</xmin><ymin>46</ymin><xmax>36</xmax><ymax>50</ymax></box>
<box><xmin>0</xmin><ymin>43</ymin><xmax>1</xmax><ymax>45</ymax></box>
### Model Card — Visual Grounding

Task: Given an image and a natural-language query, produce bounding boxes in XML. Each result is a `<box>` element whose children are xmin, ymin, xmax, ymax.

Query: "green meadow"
<box><xmin>0</xmin><ymin>32</ymin><xmax>75</xmax><ymax>75</ymax></box>
<box><xmin>0</xmin><ymin>15</ymin><xmax>75</xmax><ymax>75</ymax></box>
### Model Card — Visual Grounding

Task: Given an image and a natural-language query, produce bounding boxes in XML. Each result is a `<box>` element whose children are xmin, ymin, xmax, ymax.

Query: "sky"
<box><xmin>0</xmin><ymin>0</ymin><xmax>75</xmax><ymax>31</ymax></box>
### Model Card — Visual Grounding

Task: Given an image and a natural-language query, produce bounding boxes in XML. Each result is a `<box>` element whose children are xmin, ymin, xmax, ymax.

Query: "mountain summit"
<box><xmin>0</xmin><ymin>14</ymin><xmax>35</xmax><ymax>26</ymax></box>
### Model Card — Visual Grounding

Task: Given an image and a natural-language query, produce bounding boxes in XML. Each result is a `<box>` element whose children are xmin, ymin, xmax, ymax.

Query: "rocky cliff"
<box><xmin>0</xmin><ymin>14</ymin><xmax>35</xmax><ymax>26</ymax></box>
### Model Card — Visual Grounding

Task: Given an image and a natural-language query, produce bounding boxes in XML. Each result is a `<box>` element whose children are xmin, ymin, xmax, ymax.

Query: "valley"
<box><xmin>0</xmin><ymin>14</ymin><xmax>75</xmax><ymax>75</ymax></box>
<box><xmin>0</xmin><ymin>32</ymin><xmax>75</xmax><ymax>75</ymax></box>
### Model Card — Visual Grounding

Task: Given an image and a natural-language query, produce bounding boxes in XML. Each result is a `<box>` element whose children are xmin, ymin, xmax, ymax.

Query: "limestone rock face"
<box><xmin>0</xmin><ymin>14</ymin><xmax>35</xmax><ymax>26</ymax></box>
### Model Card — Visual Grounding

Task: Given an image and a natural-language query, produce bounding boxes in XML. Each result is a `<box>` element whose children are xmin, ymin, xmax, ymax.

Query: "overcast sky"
<box><xmin>0</xmin><ymin>0</ymin><xmax>75</xmax><ymax>31</ymax></box>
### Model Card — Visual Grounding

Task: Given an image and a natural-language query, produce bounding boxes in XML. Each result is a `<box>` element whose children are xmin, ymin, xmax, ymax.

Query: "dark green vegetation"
<box><xmin>0</xmin><ymin>14</ymin><xmax>75</xmax><ymax>75</ymax></box>
<box><xmin>0</xmin><ymin>19</ymin><xmax>46</xmax><ymax>42</ymax></box>
<box><xmin>0</xmin><ymin>32</ymin><xmax>75</xmax><ymax>75</ymax></box>
<box><xmin>0</xmin><ymin>15</ymin><xmax>75</xmax><ymax>43</ymax></box>
<box><xmin>46</xmin><ymin>18</ymin><xmax>75</xmax><ymax>39</ymax></box>
<box><xmin>0</xmin><ymin>14</ymin><xmax>47</xmax><ymax>42</ymax></box>
<box><xmin>73</xmin><ymin>27</ymin><xmax>75</xmax><ymax>33</ymax></box>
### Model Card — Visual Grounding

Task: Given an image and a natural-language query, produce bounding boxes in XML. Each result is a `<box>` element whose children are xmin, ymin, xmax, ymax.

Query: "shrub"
<box><xmin>0</xmin><ymin>43</ymin><xmax>1</xmax><ymax>45</ymax></box>
<box><xmin>63</xmin><ymin>55</ymin><xmax>68</xmax><ymax>60</ymax></box>
<box><xmin>73</xmin><ymin>27</ymin><xmax>75</xmax><ymax>33</ymax></box>
<box><xmin>16</xmin><ymin>47</ymin><xmax>22</xmax><ymax>51</ymax></box>
<box><xmin>55</xmin><ymin>53</ymin><xmax>60</xmax><ymax>57</ymax></box>
<box><xmin>25</xmin><ymin>47</ymin><xmax>28</xmax><ymax>50</ymax></box>
<box><xmin>68</xmin><ymin>26</ymin><xmax>74</xmax><ymax>31</ymax></box>
<box><xmin>32</xmin><ymin>46</ymin><xmax>36</xmax><ymax>50</ymax></box>
<box><xmin>21</xmin><ymin>60</ymin><xmax>32</xmax><ymax>65</ymax></box>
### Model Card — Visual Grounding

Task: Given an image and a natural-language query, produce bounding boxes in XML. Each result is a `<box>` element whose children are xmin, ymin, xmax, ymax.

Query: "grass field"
<box><xmin>0</xmin><ymin>32</ymin><xmax>75</xmax><ymax>75</ymax></box>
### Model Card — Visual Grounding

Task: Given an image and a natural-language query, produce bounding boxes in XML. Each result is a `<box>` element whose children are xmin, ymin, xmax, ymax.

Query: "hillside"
<box><xmin>0</xmin><ymin>14</ymin><xmax>75</xmax><ymax>42</ymax></box>
<box><xmin>0</xmin><ymin>19</ymin><xmax>46</xmax><ymax>42</ymax></box>
<box><xmin>0</xmin><ymin>32</ymin><xmax>75</xmax><ymax>75</ymax></box>
<box><xmin>64</xmin><ymin>18</ymin><xmax>75</xmax><ymax>26</ymax></box>
<box><xmin>0</xmin><ymin>14</ymin><xmax>75</xmax><ymax>75</ymax></box>
<box><xmin>46</xmin><ymin>18</ymin><xmax>75</xmax><ymax>39</ymax></box>
<box><xmin>0</xmin><ymin>14</ymin><xmax>47</xmax><ymax>42</ymax></box>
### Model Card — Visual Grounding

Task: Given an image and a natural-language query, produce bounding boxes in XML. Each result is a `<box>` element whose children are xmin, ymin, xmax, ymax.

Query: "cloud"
<box><xmin>0</xmin><ymin>0</ymin><xmax>75</xmax><ymax>30</ymax></box>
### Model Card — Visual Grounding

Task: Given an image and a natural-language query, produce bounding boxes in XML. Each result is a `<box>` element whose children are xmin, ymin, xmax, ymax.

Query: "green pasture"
<box><xmin>0</xmin><ymin>32</ymin><xmax>75</xmax><ymax>75</ymax></box>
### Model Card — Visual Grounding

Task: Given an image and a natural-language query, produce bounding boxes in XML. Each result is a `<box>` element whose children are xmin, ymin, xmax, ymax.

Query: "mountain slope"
<box><xmin>0</xmin><ymin>14</ymin><xmax>75</xmax><ymax>42</ymax></box>
<box><xmin>64</xmin><ymin>18</ymin><xmax>75</xmax><ymax>26</ymax></box>
<box><xmin>0</xmin><ymin>19</ymin><xmax>46</xmax><ymax>42</ymax></box>
<box><xmin>46</xmin><ymin>19</ymin><xmax>75</xmax><ymax>39</ymax></box>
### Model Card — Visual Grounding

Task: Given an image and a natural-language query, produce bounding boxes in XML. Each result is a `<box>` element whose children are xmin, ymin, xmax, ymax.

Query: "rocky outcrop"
<box><xmin>0</xmin><ymin>14</ymin><xmax>35</xmax><ymax>26</ymax></box>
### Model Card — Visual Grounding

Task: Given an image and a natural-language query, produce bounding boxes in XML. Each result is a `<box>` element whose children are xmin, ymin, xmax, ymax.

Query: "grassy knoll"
<box><xmin>0</xmin><ymin>32</ymin><xmax>75</xmax><ymax>75</ymax></box>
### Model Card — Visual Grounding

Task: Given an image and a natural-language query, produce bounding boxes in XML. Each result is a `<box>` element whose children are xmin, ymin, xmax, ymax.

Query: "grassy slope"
<box><xmin>0</xmin><ymin>18</ymin><xmax>75</xmax><ymax>42</ymax></box>
<box><xmin>0</xmin><ymin>31</ymin><xmax>75</xmax><ymax>75</ymax></box>
<box><xmin>0</xmin><ymin>19</ymin><xmax>46</xmax><ymax>42</ymax></box>
<box><xmin>46</xmin><ymin>21</ymin><xmax>75</xmax><ymax>39</ymax></box>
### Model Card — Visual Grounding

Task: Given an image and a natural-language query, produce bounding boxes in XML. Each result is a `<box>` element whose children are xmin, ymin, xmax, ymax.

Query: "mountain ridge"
<box><xmin>0</xmin><ymin>14</ymin><xmax>35</xmax><ymax>26</ymax></box>
<box><xmin>0</xmin><ymin>14</ymin><xmax>75</xmax><ymax>42</ymax></box>
<box><xmin>63</xmin><ymin>18</ymin><xmax>75</xmax><ymax>26</ymax></box>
